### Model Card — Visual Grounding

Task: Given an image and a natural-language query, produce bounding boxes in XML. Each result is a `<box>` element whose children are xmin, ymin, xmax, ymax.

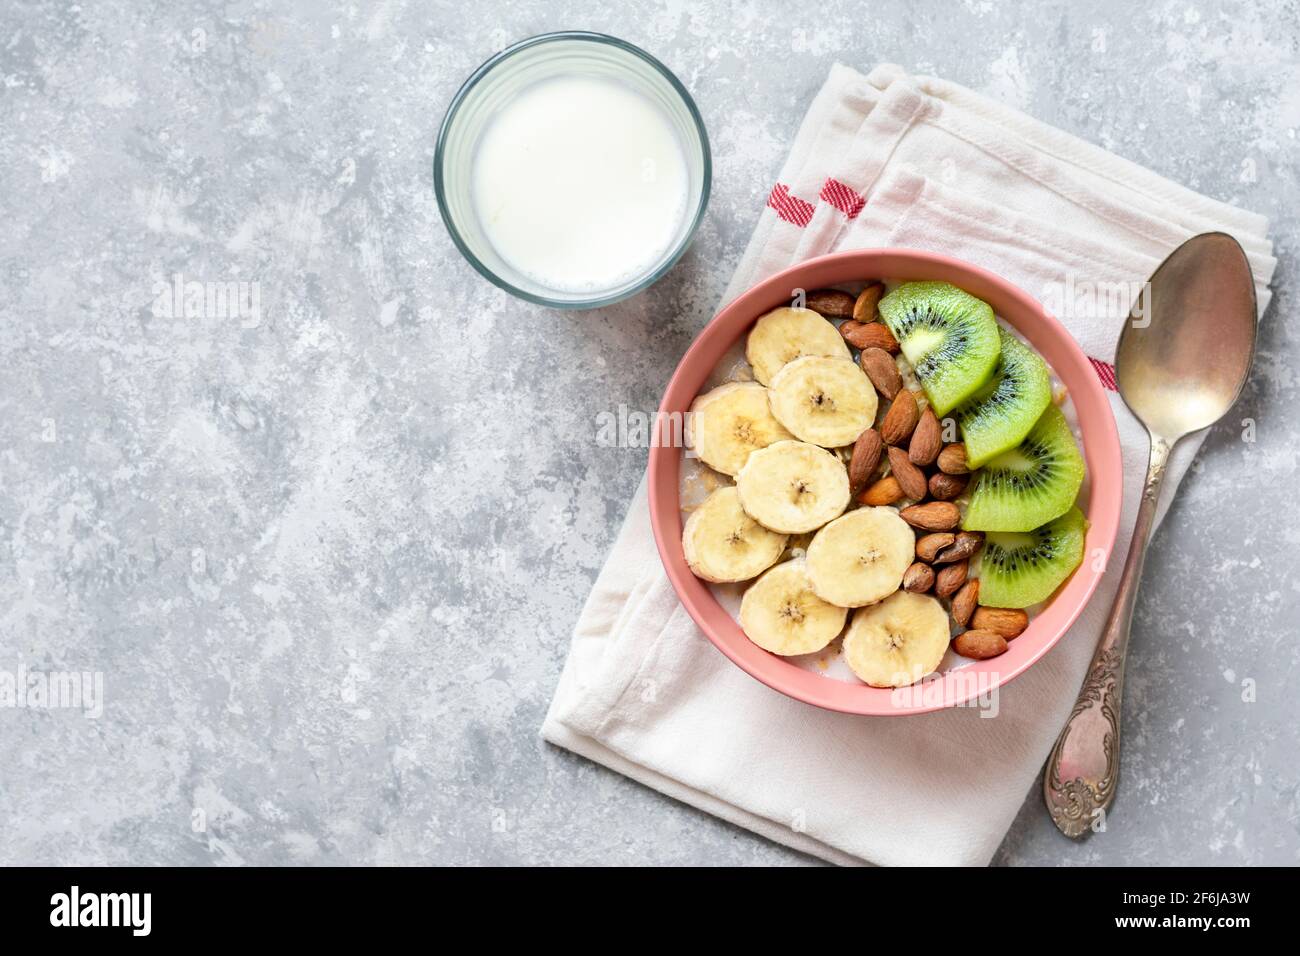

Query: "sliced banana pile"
<box><xmin>680</xmin><ymin>300</ymin><xmax>954</xmax><ymax>688</ymax></box>
<box><xmin>768</xmin><ymin>356</ymin><xmax>877</xmax><ymax>447</ymax></box>
<box><xmin>739</xmin><ymin>560</ymin><xmax>847</xmax><ymax>656</ymax></box>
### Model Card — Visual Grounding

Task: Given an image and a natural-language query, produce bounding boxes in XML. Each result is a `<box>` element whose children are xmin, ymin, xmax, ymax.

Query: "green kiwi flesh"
<box><xmin>977</xmin><ymin>506</ymin><xmax>1086</xmax><ymax>608</ymax></box>
<box><xmin>963</xmin><ymin>404</ymin><xmax>1084</xmax><ymax>532</ymax></box>
<box><xmin>956</xmin><ymin>329</ymin><xmax>1052</xmax><ymax>468</ymax></box>
<box><xmin>878</xmin><ymin>281</ymin><xmax>1000</xmax><ymax>415</ymax></box>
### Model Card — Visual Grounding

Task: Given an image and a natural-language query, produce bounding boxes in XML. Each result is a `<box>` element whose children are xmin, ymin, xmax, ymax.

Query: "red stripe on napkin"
<box><xmin>766</xmin><ymin>183</ymin><xmax>815</xmax><ymax>226</ymax></box>
<box><xmin>819</xmin><ymin>178</ymin><xmax>866</xmax><ymax>219</ymax></box>
<box><xmin>1089</xmin><ymin>357</ymin><xmax>1118</xmax><ymax>391</ymax></box>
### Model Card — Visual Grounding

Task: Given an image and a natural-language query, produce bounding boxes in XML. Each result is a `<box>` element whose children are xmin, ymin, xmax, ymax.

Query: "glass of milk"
<box><xmin>435</xmin><ymin>32</ymin><xmax>711</xmax><ymax>308</ymax></box>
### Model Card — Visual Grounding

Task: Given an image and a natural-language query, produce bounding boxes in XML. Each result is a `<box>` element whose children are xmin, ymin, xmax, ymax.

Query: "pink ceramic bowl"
<box><xmin>648</xmin><ymin>249</ymin><xmax>1123</xmax><ymax>716</ymax></box>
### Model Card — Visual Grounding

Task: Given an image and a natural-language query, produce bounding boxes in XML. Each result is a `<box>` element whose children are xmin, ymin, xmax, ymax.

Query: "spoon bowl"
<box><xmin>1116</xmin><ymin>232</ymin><xmax>1257</xmax><ymax>441</ymax></box>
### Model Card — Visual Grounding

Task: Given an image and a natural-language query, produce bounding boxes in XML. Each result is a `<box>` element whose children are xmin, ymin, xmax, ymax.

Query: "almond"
<box><xmin>950</xmin><ymin>579</ymin><xmax>979</xmax><ymax>628</ymax></box>
<box><xmin>902</xmin><ymin>562</ymin><xmax>935</xmax><ymax>593</ymax></box>
<box><xmin>915</xmin><ymin>532</ymin><xmax>955</xmax><ymax>563</ymax></box>
<box><xmin>887</xmin><ymin>446</ymin><xmax>928</xmax><ymax>500</ymax></box>
<box><xmin>899</xmin><ymin>501</ymin><xmax>961</xmax><ymax>531</ymax></box>
<box><xmin>880</xmin><ymin>391</ymin><xmax>921</xmax><ymax>445</ymax></box>
<box><xmin>851</xmin><ymin>282</ymin><xmax>884</xmax><ymax>322</ymax></box>
<box><xmin>928</xmin><ymin>472</ymin><xmax>968</xmax><ymax>501</ymax></box>
<box><xmin>935</xmin><ymin>531</ymin><xmax>984</xmax><ymax>564</ymax></box>
<box><xmin>908</xmin><ymin>407</ymin><xmax>942</xmax><ymax>466</ymax></box>
<box><xmin>805</xmin><ymin>288</ymin><xmax>855</xmax><ymax>319</ymax></box>
<box><xmin>953</xmin><ymin>628</ymin><xmax>1008</xmax><ymax>660</ymax></box>
<box><xmin>934</xmin><ymin>559</ymin><xmax>969</xmax><ymax>598</ymax></box>
<box><xmin>848</xmin><ymin>428</ymin><xmax>883</xmax><ymax>493</ymax></box>
<box><xmin>971</xmin><ymin>606</ymin><xmax>1029</xmax><ymax>639</ymax></box>
<box><xmin>842</xmin><ymin>321</ymin><xmax>899</xmax><ymax>353</ymax></box>
<box><xmin>936</xmin><ymin>443</ymin><xmax>969</xmax><ymax>475</ymax></box>
<box><xmin>859</xmin><ymin>348</ymin><xmax>902</xmax><ymax>400</ymax></box>
<box><xmin>858</xmin><ymin>475</ymin><xmax>903</xmax><ymax>506</ymax></box>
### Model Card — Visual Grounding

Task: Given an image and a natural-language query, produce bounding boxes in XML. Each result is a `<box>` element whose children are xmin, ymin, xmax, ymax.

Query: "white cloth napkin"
<box><xmin>542</xmin><ymin>64</ymin><xmax>1273</xmax><ymax>866</ymax></box>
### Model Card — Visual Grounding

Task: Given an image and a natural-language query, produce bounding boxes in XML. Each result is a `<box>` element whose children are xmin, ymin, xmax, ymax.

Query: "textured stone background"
<box><xmin>1</xmin><ymin>0</ymin><xmax>1296</xmax><ymax>865</ymax></box>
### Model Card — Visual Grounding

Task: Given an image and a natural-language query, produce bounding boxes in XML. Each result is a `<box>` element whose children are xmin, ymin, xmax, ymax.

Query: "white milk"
<box><xmin>472</xmin><ymin>74</ymin><xmax>690</xmax><ymax>294</ymax></box>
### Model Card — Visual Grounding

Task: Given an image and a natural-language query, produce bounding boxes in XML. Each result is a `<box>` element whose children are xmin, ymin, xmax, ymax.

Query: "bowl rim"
<box><xmin>647</xmin><ymin>248</ymin><xmax>1124</xmax><ymax>716</ymax></box>
<box><xmin>432</xmin><ymin>30</ymin><xmax>713</xmax><ymax>310</ymax></box>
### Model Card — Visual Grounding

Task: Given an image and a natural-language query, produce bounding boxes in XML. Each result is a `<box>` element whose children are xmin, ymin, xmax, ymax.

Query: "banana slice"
<box><xmin>736</xmin><ymin>440</ymin><xmax>850</xmax><ymax>534</ymax></box>
<box><xmin>843</xmin><ymin>591</ymin><xmax>950</xmax><ymax>687</ymax></box>
<box><xmin>682</xmin><ymin>486</ymin><xmax>788</xmax><ymax>583</ymax></box>
<box><xmin>768</xmin><ymin>356</ymin><xmax>878</xmax><ymax>448</ymax></box>
<box><xmin>739</xmin><ymin>560</ymin><xmax>848</xmax><ymax>656</ymax></box>
<box><xmin>687</xmin><ymin>382</ymin><xmax>793</xmax><ymax>477</ymax></box>
<box><xmin>746</xmin><ymin>307</ymin><xmax>851</xmax><ymax>385</ymax></box>
<box><xmin>806</xmin><ymin>507</ymin><xmax>915</xmax><ymax>607</ymax></box>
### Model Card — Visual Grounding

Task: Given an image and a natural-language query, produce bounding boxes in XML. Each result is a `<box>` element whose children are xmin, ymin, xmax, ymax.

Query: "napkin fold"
<box><xmin>542</xmin><ymin>64</ymin><xmax>1273</xmax><ymax>866</ymax></box>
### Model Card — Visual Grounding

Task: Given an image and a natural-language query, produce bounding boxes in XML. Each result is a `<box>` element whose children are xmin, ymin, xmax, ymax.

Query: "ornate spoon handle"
<box><xmin>1043</xmin><ymin>435</ymin><xmax>1171</xmax><ymax>838</ymax></box>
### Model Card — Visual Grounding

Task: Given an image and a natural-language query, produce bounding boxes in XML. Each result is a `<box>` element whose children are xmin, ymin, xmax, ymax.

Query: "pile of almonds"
<box><xmin>804</xmin><ymin>282</ymin><xmax>1030</xmax><ymax>662</ymax></box>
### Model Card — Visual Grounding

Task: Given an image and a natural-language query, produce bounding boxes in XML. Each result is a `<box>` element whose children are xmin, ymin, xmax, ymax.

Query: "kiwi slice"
<box><xmin>977</xmin><ymin>506</ymin><xmax>1086</xmax><ymax>608</ymax></box>
<box><xmin>956</xmin><ymin>329</ymin><xmax>1052</xmax><ymax>467</ymax></box>
<box><xmin>878</xmin><ymin>281</ymin><xmax>1000</xmax><ymax>415</ymax></box>
<box><xmin>963</xmin><ymin>405</ymin><xmax>1084</xmax><ymax>532</ymax></box>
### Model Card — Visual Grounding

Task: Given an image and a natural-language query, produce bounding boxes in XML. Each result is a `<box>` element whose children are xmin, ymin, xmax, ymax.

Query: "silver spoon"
<box><xmin>1043</xmin><ymin>232</ymin><xmax>1258</xmax><ymax>838</ymax></box>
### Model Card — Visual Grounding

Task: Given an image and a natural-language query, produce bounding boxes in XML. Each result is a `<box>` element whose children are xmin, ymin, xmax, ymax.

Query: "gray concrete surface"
<box><xmin>0</xmin><ymin>0</ymin><xmax>1296</xmax><ymax>865</ymax></box>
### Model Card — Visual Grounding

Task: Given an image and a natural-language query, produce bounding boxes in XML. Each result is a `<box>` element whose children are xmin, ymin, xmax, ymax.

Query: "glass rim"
<box><xmin>433</xmin><ymin>31</ymin><xmax>712</xmax><ymax>310</ymax></box>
